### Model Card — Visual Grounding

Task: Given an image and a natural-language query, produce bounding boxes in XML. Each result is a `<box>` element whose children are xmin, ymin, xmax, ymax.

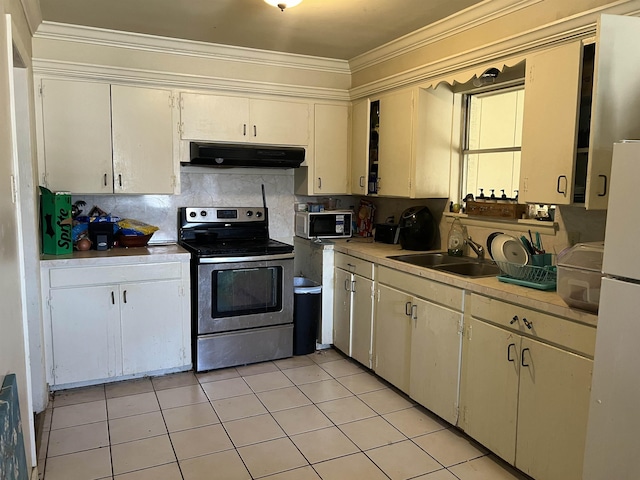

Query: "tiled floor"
<box><xmin>38</xmin><ymin>349</ymin><xmax>529</xmax><ymax>480</ymax></box>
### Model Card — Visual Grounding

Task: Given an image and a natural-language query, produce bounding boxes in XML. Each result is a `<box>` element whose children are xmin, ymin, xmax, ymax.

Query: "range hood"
<box><xmin>186</xmin><ymin>142</ymin><xmax>305</xmax><ymax>169</ymax></box>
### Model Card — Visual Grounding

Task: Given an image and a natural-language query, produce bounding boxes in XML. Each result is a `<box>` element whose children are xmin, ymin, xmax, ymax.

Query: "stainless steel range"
<box><xmin>178</xmin><ymin>205</ymin><xmax>294</xmax><ymax>372</ymax></box>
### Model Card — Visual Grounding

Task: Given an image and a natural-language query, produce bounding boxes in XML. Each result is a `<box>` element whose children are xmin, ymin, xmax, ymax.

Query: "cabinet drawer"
<box><xmin>378</xmin><ymin>266</ymin><xmax>463</xmax><ymax>311</ymax></box>
<box><xmin>469</xmin><ymin>294</ymin><xmax>596</xmax><ymax>357</ymax></box>
<box><xmin>335</xmin><ymin>252</ymin><xmax>374</xmax><ymax>280</ymax></box>
<box><xmin>49</xmin><ymin>262</ymin><xmax>184</xmax><ymax>288</ymax></box>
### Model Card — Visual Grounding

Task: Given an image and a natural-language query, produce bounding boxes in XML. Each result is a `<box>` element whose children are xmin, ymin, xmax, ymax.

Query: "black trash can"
<box><xmin>293</xmin><ymin>277</ymin><xmax>322</xmax><ymax>355</ymax></box>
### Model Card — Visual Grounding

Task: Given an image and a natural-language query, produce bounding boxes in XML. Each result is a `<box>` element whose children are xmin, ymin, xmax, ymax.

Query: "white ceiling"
<box><xmin>38</xmin><ymin>0</ymin><xmax>484</xmax><ymax>60</ymax></box>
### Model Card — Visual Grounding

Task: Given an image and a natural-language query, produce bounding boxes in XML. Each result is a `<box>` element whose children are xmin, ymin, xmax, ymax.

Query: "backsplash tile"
<box><xmin>73</xmin><ymin>171</ymin><xmax>296</xmax><ymax>244</ymax></box>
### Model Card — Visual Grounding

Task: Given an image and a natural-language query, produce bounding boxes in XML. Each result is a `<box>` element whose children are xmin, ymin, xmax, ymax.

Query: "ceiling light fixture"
<box><xmin>264</xmin><ymin>0</ymin><xmax>303</xmax><ymax>11</ymax></box>
<box><xmin>473</xmin><ymin>68</ymin><xmax>501</xmax><ymax>87</ymax></box>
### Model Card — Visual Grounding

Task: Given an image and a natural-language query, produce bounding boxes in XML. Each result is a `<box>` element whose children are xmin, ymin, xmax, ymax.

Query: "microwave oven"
<box><xmin>295</xmin><ymin>210</ymin><xmax>353</xmax><ymax>239</ymax></box>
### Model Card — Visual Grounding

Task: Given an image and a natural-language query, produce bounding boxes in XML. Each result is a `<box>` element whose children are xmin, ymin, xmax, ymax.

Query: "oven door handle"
<box><xmin>197</xmin><ymin>252</ymin><xmax>295</xmax><ymax>263</ymax></box>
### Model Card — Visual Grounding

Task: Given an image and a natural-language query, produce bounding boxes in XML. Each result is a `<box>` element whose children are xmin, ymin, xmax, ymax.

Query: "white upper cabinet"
<box><xmin>350</xmin><ymin>99</ymin><xmax>369</xmax><ymax>195</ymax></box>
<box><xmin>180</xmin><ymin>92</ymin><xmax>310</xmax><ymax>146</ymax></box>
<box><xmin>39</xmin><ymin>78</ymin><xmax>178</xmax><ymax>195</ymax></box>
<box><xmin>520</xmin><ymin>14</ymin><xmax>640</xmax><ymax>208</ymax></box>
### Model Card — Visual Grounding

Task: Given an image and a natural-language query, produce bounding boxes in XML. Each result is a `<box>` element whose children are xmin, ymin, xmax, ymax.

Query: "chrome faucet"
<box><xmin>465</xmin><ymin>236</ymin><xmax>485</xmax><ymax>260</ymax></box>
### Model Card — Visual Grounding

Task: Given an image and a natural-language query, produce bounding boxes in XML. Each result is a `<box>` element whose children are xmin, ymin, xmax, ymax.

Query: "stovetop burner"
<box><xmin>178</xmin><ymin>206</ymin><xmax>293</xmax><ymax>259</ymax></box>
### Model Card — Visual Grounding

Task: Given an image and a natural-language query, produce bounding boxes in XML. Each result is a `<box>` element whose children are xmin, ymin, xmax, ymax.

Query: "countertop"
<box><xmin>40</xmin><ymin>243</ymin><xmax>190</xmax><ymax>267</ymax></box>
<box><xmin>314</xmin><ymin>238</ymin><xmax>598</xmax><ymax>328</ymax></box>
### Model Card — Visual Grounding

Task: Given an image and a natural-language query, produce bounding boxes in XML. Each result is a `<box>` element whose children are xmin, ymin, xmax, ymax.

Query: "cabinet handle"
<box><xmin>522</xmin><ymin>317</ymin><xmax>533</xmax><ymax>330</ymax></box>
<box><xmin>123</xmin><ymin>290</ymin><xmax>127</xmax><ymax>304</ymax></box>
<box><xmin>351</xmin><ymin>280</ymin><xmax>356</xmax><ymax>293</ymax></box>
<box><xmin>405</xmin><ymin>301</ymin><xmax>412</xmax><ymax>316</ymax></box>
<box><xmin>318</xmin><ymin>177</ymin><xmax>322</xmax><ymax>189</ymax></box>
<box><xmin>359</xmin><ymin>176</ymin><xmax>365</xmax><ymax>188</ymax></box>
<box><xmin>521</xmin><ymin>347</ymin><xmax>531</xmax><ymax>367</ymax></box>
<box><xmin>598</xmin><ymin>175</ymin><xmax>608</xmax><ymax>197</ymax></box>
<box><xmin>510</xmin><ymin>315</ymin><xmax>519</xmax><ymax>324</ymax></box>
<box><xmin>507</xmin><ymin>343</ymin><xmax>516</xmax><ymax>362</ymax></box>
<box><xmin>344</xmin><ymin>279</ymin><xmax>351</xmax><ymax>292</ymax></box>
<box><xmin>118</xmin><ymin>174</ymin><xmax>122</xmax><ymax>188</ymax></box>
<box><xmin>111</xmin><ymin>291</ymin><xmax>115</xmax><ymax>304</ymax></box>
<box><xmin>103</xmin><ymin>173</ymin><xmax>108</xmax><ymax>186</ymax></box>
<box><xmin>253</xmin><ymin>125</ymin><xmax>257</xmax><ymax>137</ymax></box>
<box><xmin>557</xmin><ymin>175</ymin><xmax>567</xmax><ymax>196</ymax></box>
<box><xmin>411</xmin><ymin>304</ymin><xmax>417</xmax><ymax>321</ymax></box>
<box><xmin>243</xmin><ymin>124</ymin><xmax>247</xmax><ymax>136</ymax></box>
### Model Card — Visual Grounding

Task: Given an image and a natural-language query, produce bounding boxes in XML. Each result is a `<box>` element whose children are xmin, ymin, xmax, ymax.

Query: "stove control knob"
<box><xmin>189</xmin><ymin>211</ymin><xmax>197</xmax><ymax>218</ymax></box>
<box><xmin>246</xmin><ymin>210</ymin><xmax>254</xmax><ymax>217</ymax></box>
<box><xmin>255</xmin><ymin>211</ymin><xmax>263</xmax><ymax>218</ymax></box>
<box><xmin>200</xmin><ymin>210</ymin><xmax>207</xmax><ymax>217</ymax></box>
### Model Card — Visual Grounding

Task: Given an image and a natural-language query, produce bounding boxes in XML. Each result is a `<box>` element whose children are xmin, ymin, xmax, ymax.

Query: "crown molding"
<box><xmin>350</xmin><ymin>0</ymin><xmax>640</xmax><ymax>99</ymax></box>
<box><xmin>31</xmin><ymin>58</ymin><xmax>351</xmax><ymax>101</ymax></box>
<box><xmin>349</xmin><ymin>0</ymin><xmax>542</xmax><ymax>73</ymax></box>
<box><xmin>18</xmin><ymin>0</ymin><xmax>42</xmax><ymax>36</ymax></box>
<box><xmin>33</xmin><ymin>21</ymin><xmax>351</xmax><ymax>76</ymax></box>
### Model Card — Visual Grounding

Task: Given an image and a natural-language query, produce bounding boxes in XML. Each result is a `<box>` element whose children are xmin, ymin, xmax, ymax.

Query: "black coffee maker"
<box><xmin>398</xmin><ymin>206</ymin><xmax>437</xmax><ymax>251</ymax></box>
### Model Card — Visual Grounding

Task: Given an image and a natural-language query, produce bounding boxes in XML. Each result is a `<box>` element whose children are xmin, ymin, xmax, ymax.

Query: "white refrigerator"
<box><xmin>583</xmin><ymin>141</ymin><xmax>640</xmax><ymax>479</ymax></box>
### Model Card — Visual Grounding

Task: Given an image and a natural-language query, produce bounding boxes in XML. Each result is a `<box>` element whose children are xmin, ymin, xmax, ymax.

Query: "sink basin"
<box><xmin>388</xmin><ymin>252</ymin><xmax>477</xmax><ymax>268</ymax></box>
<box><xmin>432</xmin><ymin>261</ymin><xmax>502</xmax><ymax>278</ymax></box>
<box><xmin>388</xmin><ymin>252</ymin><xmax>501</xmax><ymax>278</ymax></box>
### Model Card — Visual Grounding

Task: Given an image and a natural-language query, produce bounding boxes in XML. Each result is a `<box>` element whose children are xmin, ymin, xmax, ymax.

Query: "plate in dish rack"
<box><xmin>491</xmin><ymin>234</ymin><xmax>529</xmax><ymax>266</ymax></box>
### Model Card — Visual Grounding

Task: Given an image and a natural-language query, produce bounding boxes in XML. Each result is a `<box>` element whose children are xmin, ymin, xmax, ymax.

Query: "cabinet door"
<box><xmin>410</xmin><ymin>299</ymin><xmax>462</xmax><ymax>424</ymax></box>
<box><xmin>461</xmin><ymin>318</ymin><xmax>519</xmax><ymax>464</ymax></box>
<box><xmin>375</xmin><ymin>284</ymin><xmax>412</xmax><ymax>393</ymax></box>
<box><xmin>377</xmin><ymin>89</ymin><xmax>413</xmax><ymax>197</ymax></box>
<box><xmin>50</xmin><ymin>285</ymin><xmax>119</xmax><ymax>385</ymax></box>
<box><xmin>41</xmin><ymin>78</ymin><xmax>113</xmax><ymax>194</ymax></box>
<box><xmin>350</xmin><ymin>99</ymin><xmax>369</xmax><ymax>195</ymax></box>
<box><xmin>250</xmin><ymin>98</ymin><xmax>309</xmax><ymax>146</ymax></box>
<box><xmin>180</xmin><ymin>92</ymin><xmax>249</xmax><ymax>142</ymax></box>
<box><xmin>586</xmin><ymin>15</ymin><xmax>640</xmax><ymax>209</ymax></box>
<box><xmin>332</xmin><ymin>268</ymin><xmax>352</xmax><ymax>356</ymax></box>
<box><xmin>111</xmin><ymin>85</ymin><xmax>176</xmax><ymax>194</ymax></box>
<box><xmin>519</xmin><ymin>41</ymin><xmax>582</xmax><ymax>205</ymax></box>
<box><xmin>351</xmin><ymin>274</ymin><xmax>373</xmax><ymax>368</ymax></box>
<box><xmin>516</xmin><ymin>338</ymin><xmax>592</xmax><ymax>480</ymax></box>
<box><xmin>120</xmin><ymin>280</ymin><xmax>186</xmax><ymax>376</ymax></box>
<box><xmin>313</xmin><ymin>104</ymin><xmax>348</xmax><ymax>194</ymax></box>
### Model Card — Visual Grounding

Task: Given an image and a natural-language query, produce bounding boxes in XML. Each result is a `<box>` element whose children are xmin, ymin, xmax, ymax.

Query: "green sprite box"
<box><xmin>40</xmin><ymin>186</ymin><xmax>72</xmax><ymax>255</ymax></box>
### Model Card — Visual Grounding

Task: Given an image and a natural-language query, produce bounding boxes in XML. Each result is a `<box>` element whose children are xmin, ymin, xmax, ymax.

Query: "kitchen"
<box><xmin>2</xmin><ymin>0</ymin><xmax>640</xmax><ymax>479</ymax></box>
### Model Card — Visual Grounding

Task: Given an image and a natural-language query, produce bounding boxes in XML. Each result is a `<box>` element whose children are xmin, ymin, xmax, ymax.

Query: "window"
<box><xmin>461</xmin><ymin>86</ymin><xmax>524</xmax><ymax>201</ymax></box>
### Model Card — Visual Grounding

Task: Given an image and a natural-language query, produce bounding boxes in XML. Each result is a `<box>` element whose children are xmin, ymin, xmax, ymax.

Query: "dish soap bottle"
<box><xmin>447</xmin><ymin>218</ymin><xmax>465</xmax><ymax>257</ymax></box>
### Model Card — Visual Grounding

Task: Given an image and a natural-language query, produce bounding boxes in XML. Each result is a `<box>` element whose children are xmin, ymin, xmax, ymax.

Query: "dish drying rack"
<box><xmin>495</xmin><ymin>261</ymin><xmax>557</xmax><ymax>290</ymax></box>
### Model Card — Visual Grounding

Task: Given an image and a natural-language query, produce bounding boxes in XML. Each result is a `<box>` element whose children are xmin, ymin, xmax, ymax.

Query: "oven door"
<box><xmin>196</xmin><ymin>254</ymin><xmax>294</xmax><ymax>334</ymax></box>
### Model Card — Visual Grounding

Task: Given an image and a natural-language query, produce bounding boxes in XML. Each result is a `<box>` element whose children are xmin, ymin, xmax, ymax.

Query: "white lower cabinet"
<box><xmin>461</xmin><ymin>294</ymin><xmax>594</xmax><ymax>480</ymax></box>
<box><xmin>375</xmin><ymin>266</ymin><xmax>463</xmax><ymax>421</ymax></box>
<box><xmin>333</xmin><ymin>253</ymin><xmax>375</xmax><ymax>367</ymax></box>
<box><xmin>43</xmin><ymin>259</ymin><xmax>191</xmax><ymax>387</ymax></box>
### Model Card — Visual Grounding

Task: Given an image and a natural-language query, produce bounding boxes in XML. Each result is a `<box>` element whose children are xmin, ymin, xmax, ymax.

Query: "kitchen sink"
<box><xmin>432</xmin><ymin>261</ymin><xmax>501</xmax><ymax>278</ymax></box>
<box><xmin>388</xmin><ymin>252</ymin><xmax>478</xmax><ymax>268</ymax></box>
<box><xmin>388</xmin><ymin>252</ymin><xmax>501</xmax><ymax>278</ymax></box>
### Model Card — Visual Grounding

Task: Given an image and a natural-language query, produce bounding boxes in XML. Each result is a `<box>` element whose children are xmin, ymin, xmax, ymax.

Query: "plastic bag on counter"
<box><xmin>117</xmin><ymin>219</ymin><xmax>159</xmax><ymax>236</ymax></box>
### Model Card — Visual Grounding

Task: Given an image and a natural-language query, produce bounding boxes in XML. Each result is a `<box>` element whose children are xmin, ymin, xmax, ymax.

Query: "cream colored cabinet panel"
<box><xmin>350</xmin><ymin>99</ymin><xmax>369</xmax><ymax>195</ymax></box>
<box><xmin>585</xmin><ymin>15</ymin><xmax>640</xmax><ymax>209</ymax></box>
<box><xmin>409</xmin><ymin>298</ymin><xmax>462</xmax><ymax>425</ymax></box>
<box><xmin>351</xmin><ymin>275</ymin><xmax>374</xmax><ymax>368</ymax></box>
<box><xmin>375</xmin><ymin>284</ymin><xmax>412</xmax><ymax>393</ymax></box>
<box><xmin>120</xmin><ymin>280</ymin><xmax>185</xmax><ymax>375</ymax></box>
<box><xmin>335</xmin><ymin>253</ymin><xmax>374</xmax><ymax>280</ymax></box>
<box><xmin>516</xmin><ymin>338</ymin><xmax>592</xmax><ymax>480</ymax></box>
<box><xmin>41</xmin><ymin>78</ymin><xmax>113</xmax><ymax>194</ymax></box>
<box><xmin>520</xmin><ymin>41</ymin><xmax>582</xmax><ymax>205</ymax></box>
<box><xmin>250</xmin><ymin>98</ymin><xmax>309</xmax><ymax>146</ymax></box>
<box><xmin>111</xmin><ymin>85</ymin><xmax>176</xmax><ymax>194</ymax></box>
<box><xmin>50</xmin><ymin>285</ymin><xmax>119</xmax><ymax>385</ymax></box>
<box><xmin>179</xmin><ymin>92</ymin><xmax>249</xmax><ymax>142</ymax></box>
<box><xmin>461</xmin><ymin>318</ymin><xmax>519</xmax><ymax>464</ymax></box>
<box><xmin>313</xmin><ymin>104</ymin><xmax>348</xmax><ymax>194</ymax></box>
<box><xmin>333</xmin><ymin>267</ymin><xmax>352</xmax><ymax>356</ymax></box>
<box><xmin>377</xmin><ymin>89</ymin><xmax>413</xmax><ymax>197</ymax></box>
